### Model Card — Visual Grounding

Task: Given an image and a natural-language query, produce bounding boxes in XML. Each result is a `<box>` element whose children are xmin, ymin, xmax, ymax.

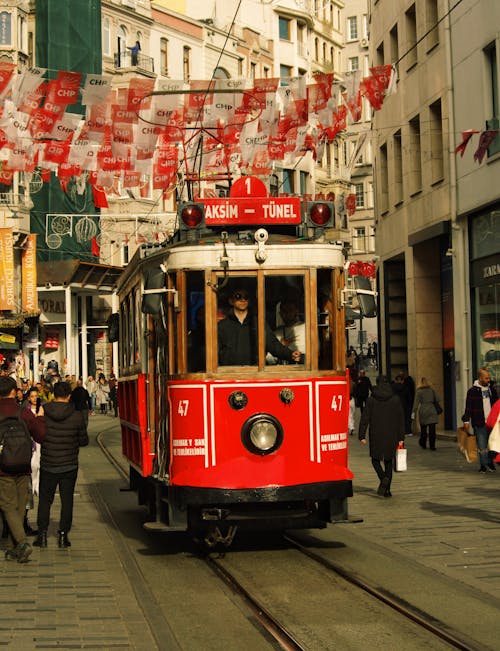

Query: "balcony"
<box><xmin>114</xmin><ymin>51</ymin><xmax>155</xmax><ymax>74</ymax></box>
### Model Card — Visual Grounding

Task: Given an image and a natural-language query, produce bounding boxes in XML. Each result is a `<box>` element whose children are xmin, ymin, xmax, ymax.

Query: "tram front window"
<box><xmin>217</xmin><ymin>280</ymin><xmax>258</xmax><ymax>366</ymax></box>
<box><xmin>217</xmin><ymin>276</ymin><xmax>305</xmax><ymax>367</ymax></box>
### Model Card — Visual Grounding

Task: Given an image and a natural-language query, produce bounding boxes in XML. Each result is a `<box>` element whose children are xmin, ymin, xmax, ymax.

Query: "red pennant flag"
<box><xmin>454</xmin><ymin>130</ymin><xmax>479</xmax><ymax>157</ymax></box>
<box><xmin>92</xmin><ymin>185</ymin><xmax>108</xmax><ymax>208</ymax></box>
<box><xmin>473</xmin><ymin>130</ymin><xmax>499</xmax><ymax>164</ymax></box>
<box><xmin>91</xmin><ymin>236</ymin><xmax>100</xmax><ymax>258</ymax></box>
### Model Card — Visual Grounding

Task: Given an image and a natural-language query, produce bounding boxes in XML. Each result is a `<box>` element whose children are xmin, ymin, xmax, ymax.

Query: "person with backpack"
<box><xmin>0</xmin><ymin>376</ymin><xmax>45</xmax><ymax>563</ymax></box>
<box><xmin>34</xmin><ymin>381</ymin><xmax>88</xmax><ymax>549</ymax></box>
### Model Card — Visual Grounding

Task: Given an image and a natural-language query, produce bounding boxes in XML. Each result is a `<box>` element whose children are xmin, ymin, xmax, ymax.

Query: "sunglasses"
<box><xmin>233</xmin><ymin>292</ymin><xmax>249</xmax><ymax>300</ymax></box>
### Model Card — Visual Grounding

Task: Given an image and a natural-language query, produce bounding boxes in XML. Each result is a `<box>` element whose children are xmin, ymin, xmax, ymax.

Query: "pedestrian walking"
<box><xmin>34</xmin><ymin>381</ymin><xmax>88</xmax><ymax>548</ymax></box>
<box><xmin>0</xmin><ymin>376</ymin><xmax>45</xmax><ymax>562</ymax></box>
<box><xmin>412</xmin><ymin>377</ymin><xmax>441</xmax><ymax>450</ymax></box>
<box><xmin>462</xmin><ymin>368</ymin><xmax>498</xmax><ymax>473</ymax></box>
<box><xmin>95</xmin><ymin>376</ymin><xmax>110</xmax><ymax>415</ymax></box>
<box><xmin>358</xmin><ymin>375</ymin><xmax>405</xmax><ymax>497</ymax></box>
<box><xmin>354</xmin><ymin>369</ymin><xmax>372</xmax><ymax>412</ymax></box>
<box><xmin>71</xmin><ymin>379</ymin><xmax>92</xmax><ymax>425</ymax></box>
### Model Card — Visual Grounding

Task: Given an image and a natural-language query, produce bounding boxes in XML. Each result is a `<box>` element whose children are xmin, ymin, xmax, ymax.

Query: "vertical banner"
<box><xmin>22</xmin><ymin>234</ymin><xmax>37</xmax><ymax>312</ymax></box>
<box><xmin>0</xmin><ymin>228</ymin><xmax>15</xmax><ymax>310</ymax></box>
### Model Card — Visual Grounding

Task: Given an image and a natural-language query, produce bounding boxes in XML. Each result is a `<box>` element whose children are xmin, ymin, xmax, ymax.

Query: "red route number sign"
<box><xmin>203</xmin><ymin>175</ymin><xmax>301</xmax><ymax>226</ymax></box>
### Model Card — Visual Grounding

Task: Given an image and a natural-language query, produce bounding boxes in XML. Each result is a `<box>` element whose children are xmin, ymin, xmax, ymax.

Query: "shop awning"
<box><xmin>38</xmin><ymin>260</ymin><xmax>123</xmax><ymax>293</ymax></box>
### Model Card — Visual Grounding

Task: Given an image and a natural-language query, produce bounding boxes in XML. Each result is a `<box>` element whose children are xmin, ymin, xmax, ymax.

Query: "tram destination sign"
<box><xmin>202</xmin><ymin>197</ymin><xmax>302</xmax><ymax>226</ymax></box>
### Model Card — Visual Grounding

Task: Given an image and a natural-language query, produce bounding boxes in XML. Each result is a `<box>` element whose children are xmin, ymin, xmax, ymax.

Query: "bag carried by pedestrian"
<box><xmin>457</xmin><ymin>426</ymin><xmax>478</xmax><ymax>463</ymax></box>
<box><xmin>432</xmin><ymin>390</ymin><xmax>443</xmax><ymax>415</ymax></box>
<box><xmin>395</xmin><ymin>446</ymin><xmax>407</xmax><ymax>471</ymax></box>
<box><xmin>0</xmin><ymin>414</ymin><xmax>33</xmax><ymax>474</ymax></box>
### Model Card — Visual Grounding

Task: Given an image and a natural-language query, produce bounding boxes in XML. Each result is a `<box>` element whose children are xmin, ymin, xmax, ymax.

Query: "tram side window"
<box><xmin>265</xmin><ymin>275</ymin><xmax>306</xmax><ymax>365</ymax></box>
<box><xmin>217</xmin><ymin>277</ymin><xmax>258</xmax><ymax>366</ymax></box>
<box><xmin>317</xmin><ymin>269</ymin><xmax>334</xmax><ymax>370</ymax></box>
<box><xmin>187</xmin><ymin>271</ymin><xmax>206</xmax><ymax>372</ymax></box>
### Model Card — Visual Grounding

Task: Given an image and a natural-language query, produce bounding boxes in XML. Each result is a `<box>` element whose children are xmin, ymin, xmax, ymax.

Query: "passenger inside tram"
<box><xmin>218</xmin><ymin>287</ymin><xmax>304</xmax><ymax>366</ymax></box>
<box><xmin>266</xmin><ymin>296</ymin><xmax>306</xmax><ymax>365</ymax></box>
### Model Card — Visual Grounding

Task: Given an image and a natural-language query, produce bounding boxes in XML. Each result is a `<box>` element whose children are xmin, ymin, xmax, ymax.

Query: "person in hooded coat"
<box><xmin>34</xmin><ymin>381</ymin><xmax>88</xmax><ymax>549</ymax></box>
<box><xmin>358</xmin><ymin>375</ymin><xmax>405</xmax><ymax>497</ymax></box>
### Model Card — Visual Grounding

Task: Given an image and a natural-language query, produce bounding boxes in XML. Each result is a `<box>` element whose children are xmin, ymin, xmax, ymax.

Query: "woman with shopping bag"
<box><xmin>358</xmin><ymin>375</ymin><xmax>405</xmax><ymax>497</ymax></box>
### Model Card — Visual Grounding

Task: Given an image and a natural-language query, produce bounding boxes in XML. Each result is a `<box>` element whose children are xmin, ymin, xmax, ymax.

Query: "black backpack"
<box><xmin>0</xmin><ymin>413</ymin><xmax>32</xmax><ymax>474</ymax></box>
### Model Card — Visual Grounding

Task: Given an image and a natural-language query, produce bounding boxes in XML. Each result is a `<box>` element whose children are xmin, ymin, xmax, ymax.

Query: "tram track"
<box><xmin>284</xmin><ymin>533</ymin><xmax>482</xmax><ymax>651</ymax></box>
<box><xmin>96</xmin><ymin>429</ymin><xmax>489</xmax><ymax>651</ymax></box>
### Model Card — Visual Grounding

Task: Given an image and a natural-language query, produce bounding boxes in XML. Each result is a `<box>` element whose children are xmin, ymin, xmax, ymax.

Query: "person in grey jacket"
<box><xmin>34</xmin><ymin>381</ymin><xmax>88</xmax><ymax>549</ymax></box>
<box><xmin>412</xmin><ymin>377</ymin><xmax>440</xmax><ymax>450</ymax></box>
<box><xmin>358</xmin><ymin>375</ymin><xmax>405</xmax><ymax>497</ymax></box>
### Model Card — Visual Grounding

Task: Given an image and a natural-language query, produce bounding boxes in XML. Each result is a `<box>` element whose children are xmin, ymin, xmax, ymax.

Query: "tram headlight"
<box><xmin>305</xmin><ymin>201</ymin><xmax>335</xmax><ymax>229</ymax></box>
<box><xmin>241</xmin><ymin>414</ymin><xmax>283</xmax><ymax>456</ymax></box>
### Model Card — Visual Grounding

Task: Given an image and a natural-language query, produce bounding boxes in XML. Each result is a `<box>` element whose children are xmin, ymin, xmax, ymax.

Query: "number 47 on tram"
<box><xmin>113</xmin><ymin>176</ymin><xmax>372</xmax><ymax>547</ymax></box>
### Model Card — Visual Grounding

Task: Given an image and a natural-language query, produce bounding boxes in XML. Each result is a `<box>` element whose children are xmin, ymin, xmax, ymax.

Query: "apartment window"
<box><xmin>315</xmin><ymin>37</ymin><xmax>319</xmax><ymax>60</ymax></box>
<box><xmin>347</xmin><ymin>16</ymin><xmax>358</xmax><ymax>41</ymax></box>
<box><xmin>362</xmin><ymin>14</ymin><xmax>368</xmax><ymax>39</ymax></box>
<box><xmin>409</xmin><ymin>116</ymin><xmax>422</xmax><ymax>195</ymax></box>
<box><xmin>263</xmin><ymin>66</ymin><xmax>270</xmax><ymax>78</ymax></box>
<box><xmin>368</xmin><ymin>225</ymin><xmax>375</xmax><ymax>252</ymax></box>
<box><xmin>376</xmin><ymin>42</ymin><xmax>384</xmax><ymax>67</ymax></box>
<box><xmin>379</xmin><ymin>142</ymin><xmax>388</xmax><ymax>213</ymax></box>
<box><xmin>121</xmin><ymin>243</ymin><xmax>130</xmax><ymax>266</ymax></box>
<box><xmin>102</xmin><ymin>17</ymin><xmax>111</xmax><ymax>56</ymax></box>
<box><xmin>280</xmin><ymin>64</ymin><xmax>292</xmax><ymax>85</ymax></box>
<box><xmin>300</xmin><ymin>171</ymin><xmax>308</xmax><ymax>195</ymax></box>
<box><xmin>406</xmin><ymin>4</ymin><xmax>417</xmax><ymax>70</ymax></box>
<box><xmin>348</xmin><ymin>56</ymin><xmax>359</xmax><ymax>71</ymax></box>
<box><xmin>485</xmin><ymin>43</ymin><xmax>500</xmax><ymax>156</ymax></box>
<box><xmin>279</xmin><ymin>16</ymin><xmax>291</xmax><ymax>41</ymax></box>
<box><xmin>354</xmin><ymin>183</ymin><xmax>364</xmax><ymax>208</ymax></box>
<box><xmin>183</xmin><ymin>46</ymin><xmax>191</xmax><ymax>82</ymax></box>
<box><xmin>160</xmin><ymin>38</ymin><xmax>168</xmax><ymax>76</ymax></box>
<box><xmin>282</xmin><ymin>169</ymin><xmax>295</xmax><ymax>194</ymax></box>
<box><xmin>425</xmin><ymin>0</ymin><xmax>439</xmax><ymax>52</ymax></box>
<box><xmin>390</xmin><ymin>24</ymin><xmax>398</xmax><ymax>64</ymax></box>
<box><xmin>429</xmin><ymin>99</ymin><xmax>444</xmax><ymax>182</ymax></box>
<box><xmin>238</xmin><ymin>58</ymin><xmax>243</xmax><ymax>76</ymax></box>
<box><xmin>353</xmin><ymin>227</ymin><xmax>366</xmax><ymax>253</ymax></box>
<box><xmin>393</xmin><ymin>130</ymin><xmax>403</xmax><ymax>205</ymax></box>
<box><xmin>250</xmin><ymin>62</ymin><xmax>257</xmax><ymax>80</ymax></box>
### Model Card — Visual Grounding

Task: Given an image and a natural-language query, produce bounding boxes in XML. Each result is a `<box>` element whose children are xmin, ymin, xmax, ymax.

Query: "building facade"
<box><xmin>370</xmin><ymin>0</ymin><xmax>500</xmax><ymax>428</ymax></box>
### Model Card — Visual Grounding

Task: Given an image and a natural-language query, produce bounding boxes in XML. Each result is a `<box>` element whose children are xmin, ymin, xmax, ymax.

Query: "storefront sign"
<box><xmin>22</xmin><ymin>234</ymin><xmax>37</xmax><ymax>312</ymax></box>
<box><xmin>0</xmin><ymin>228</ymin><xmax>15</xmax><ymax>310</ymax></box>
<box><xmin>471</xmin><ymin>254</ymin><xmax>500</xmax><ymax>286</ymax></box>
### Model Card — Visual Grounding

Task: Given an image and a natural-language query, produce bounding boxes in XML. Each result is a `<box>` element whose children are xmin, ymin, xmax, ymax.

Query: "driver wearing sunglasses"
<box><xmin>218</xmin><ymin>288</ymin><xmax>304</xmax><ymax>366</ymax></box>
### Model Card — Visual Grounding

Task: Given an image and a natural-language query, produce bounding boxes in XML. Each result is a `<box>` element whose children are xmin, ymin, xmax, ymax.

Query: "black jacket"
<box><xmin>218</xmin><ymin>311</ymin><xmax>297</xmax><ymax>366</ymax></box>
<box><xmin>358</xmin><ymin>382</ymin><xmax>405</xmax><ymax>460</ymax></box>
<box><xmin>41</xmin><ymin>401</ymin><xmax>88</xmax><ymax>471</ymax></box>
<box><xmin>71</xmin><ymin>386</ymin><xmax>91</xmax><ymax>411</ymax></box>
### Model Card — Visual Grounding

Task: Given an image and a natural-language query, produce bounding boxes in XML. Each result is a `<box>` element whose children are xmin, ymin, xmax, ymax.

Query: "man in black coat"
<box><xmin>70</xmin><ymin>379</ymin><xmax>92</xmax><ymax>425</ymax></box>
<box><xmin>354</xmin><ymin>369</ymin><xmax>372</xmax><ymax>412</ymax></box>
<box><xmin>34</xmin><ymin>381</ymin><xmax>88</xmax><ymax>549</ymax></box>
<box><xmin>358</xmin><ymin>375</ymin><xmax>405</xmax><ymax>497</ymax></box>
<box><xmin>218</xmin><ymin>288</ymin><xmax>303</xmax><ymax>366</ymax></box>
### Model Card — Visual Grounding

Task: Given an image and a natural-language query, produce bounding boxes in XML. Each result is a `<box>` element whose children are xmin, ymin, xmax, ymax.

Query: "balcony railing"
<box><xmin>114</xmin><ymin>51</ymin><xmax>154</xmax><ymax>74</ymax></box>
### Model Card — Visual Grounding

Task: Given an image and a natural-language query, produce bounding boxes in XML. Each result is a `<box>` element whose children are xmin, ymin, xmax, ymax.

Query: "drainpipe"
<box><xmin>444</xmin><ymin>1</ymin><xmax>470</xmax><ymax>415</ymax></box>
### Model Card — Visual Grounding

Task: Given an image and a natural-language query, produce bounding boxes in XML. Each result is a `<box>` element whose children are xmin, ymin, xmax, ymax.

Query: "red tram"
<box><xmin>114</xmin><ymin>176</ymin><xmax>354</xmax><ymax>546</ymax></box>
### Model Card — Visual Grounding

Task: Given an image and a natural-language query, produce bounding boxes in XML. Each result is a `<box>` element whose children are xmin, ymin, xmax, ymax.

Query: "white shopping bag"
<box><xmin>395</xmin><ymin>447</ymin><xmax>407</xmax><ymax>472</ymax></box>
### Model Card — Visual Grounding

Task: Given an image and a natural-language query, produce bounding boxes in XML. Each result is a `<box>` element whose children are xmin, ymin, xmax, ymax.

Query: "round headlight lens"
<box><xmin>249</xmin><ymin>420</ymin><xmax>278</xmax><ymax>451</ymax></box>
<box><xmin>242</xmin><ymin>414</ymin><xmax>283</xmax><ymax>455</ymax></box>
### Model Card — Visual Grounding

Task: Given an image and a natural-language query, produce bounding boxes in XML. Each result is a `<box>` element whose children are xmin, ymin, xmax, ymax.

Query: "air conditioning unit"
<box><xmin>360</xmin><ymin>38</ymin><xmax>368</xmax><ymax>47</ymax></box>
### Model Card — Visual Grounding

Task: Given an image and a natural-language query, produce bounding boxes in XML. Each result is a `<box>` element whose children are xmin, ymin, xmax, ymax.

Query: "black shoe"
<box><xmin>24</xmin><ymin>523</ymin><xmax>38</xmax><ymax>536</ymax></box>
<box><xmin>33</xmin><ymin>531</ymin><xmax>47</xmax><ymax>547</ymax></box>
<box><xmin>377</xmin><ymin>477</ymin><xmax>389</xmax><ymax>496</ymax></box>
<box><xmin>58</xmin><ymin>531</ymin><xmax>71</xmax><ymax>548</ymax></box>
<box><xmin>478</xmin><ymin>466</ymin><xmax>487</xmax><ymax>473</ymax></box>
<box><xmin>430</xmin><ymin>446</ymin><xmax>436</xmax><ymax>451</ymax></box>
<box><xmin>486</xmin><ymin>463</ymin><xmax>496</xmax><ymax>472</ymax></box>
<box><xmin>15</xmin><ymin>542</ymin><xmax>33</xmax><ymax>563</ymax></box>
<box><xmin>384</xmin><ymin>488</ymin><xmax>392</xmax><ymax>497</ymax></box>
